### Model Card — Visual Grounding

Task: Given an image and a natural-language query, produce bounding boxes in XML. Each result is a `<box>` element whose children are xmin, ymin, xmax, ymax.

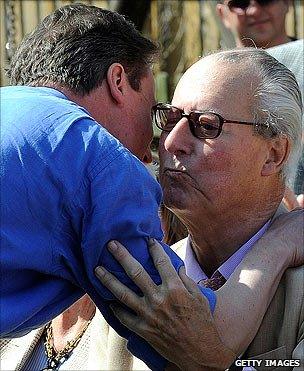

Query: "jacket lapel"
<box><xmin>1</xmin><ymin>327</ymin><xmax>45</xmax><ymax>371</ymax></box>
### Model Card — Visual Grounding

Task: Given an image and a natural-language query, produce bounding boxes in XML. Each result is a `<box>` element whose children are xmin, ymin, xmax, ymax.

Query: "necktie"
<box><xmin>198</xmin><ymin>270</ymin><xmax>226</xmax><ymax>291</ymax></box>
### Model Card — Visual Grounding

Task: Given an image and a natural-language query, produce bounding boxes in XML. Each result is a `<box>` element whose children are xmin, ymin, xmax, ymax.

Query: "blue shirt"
<box><xmin>0</xmin><ymin>86</ymin><xmax>216</xmax><ymax>370</ymax></box>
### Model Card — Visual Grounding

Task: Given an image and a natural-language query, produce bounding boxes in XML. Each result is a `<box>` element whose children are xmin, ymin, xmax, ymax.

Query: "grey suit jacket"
<box><xmin>172</xmin><ymin>231</ymin><xmax>304</xmax><ymax>370</ymax></box>
<box><xmin>0</xmin><ymin>309</ymin><xmax>149</xmax><ymax>370</ymax></box>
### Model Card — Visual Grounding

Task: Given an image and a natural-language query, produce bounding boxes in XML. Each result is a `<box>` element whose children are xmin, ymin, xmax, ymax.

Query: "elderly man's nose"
<box><xmin>164</xmin><ymin>118</ymin><xmax>193</xmax><ymax>155</ymax></box>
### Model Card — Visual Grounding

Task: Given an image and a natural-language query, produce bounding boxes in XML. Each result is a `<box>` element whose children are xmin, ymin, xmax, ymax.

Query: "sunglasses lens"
<box><xmin>228</xmin><ymin>0</ymin><xmax>250</xmax><ymax>11</ymax></box>
<box><xmin>257</xmin><ymin>0</ymin><xmax>275</xmax><ymax>5</ymax></box>
<box><xmin>191</xmin><ymin>112</ymin><xmax>220</xmax><ymax>139</ymax></box>
<box><xmin>228</xmin><ymin>0</ymin><xmax>275</xmax><ymax>11</ymax></box>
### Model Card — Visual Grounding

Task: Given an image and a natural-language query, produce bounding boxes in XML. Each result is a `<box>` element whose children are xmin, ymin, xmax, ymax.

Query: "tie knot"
<box><xmin>198</xmin><ymin>271</ymin><xmax>226</xmax><ymax>290</ymax></box>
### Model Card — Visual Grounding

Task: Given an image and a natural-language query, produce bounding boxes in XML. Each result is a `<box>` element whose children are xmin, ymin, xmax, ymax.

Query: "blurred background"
<box><xmin>1</xmin><ymin>0</ymin><xmax>303</xmax><ymax>101</ymax></box>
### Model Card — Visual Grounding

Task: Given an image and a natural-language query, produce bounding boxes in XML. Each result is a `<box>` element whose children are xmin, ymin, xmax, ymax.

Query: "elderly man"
<box><xmin>96</xmin><ymin>48</ymin><xmax>303</xmax><ymax>369</ymax></box>
<box><xmin>1</xmin><ymin>3</ymin><xmax>303</xmax><ymax>370</ymax></box>
<box><xmin>216</xmin><ymin>0</ymin><xmax>294</xmax><ymax>48</ymax></box>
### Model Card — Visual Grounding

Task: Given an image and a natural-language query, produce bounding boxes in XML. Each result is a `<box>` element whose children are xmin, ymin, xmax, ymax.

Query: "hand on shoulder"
<box><xmin>266</xmin><ymin>209</ymin><xmax>303</xmax><ymax>267</ymax></box>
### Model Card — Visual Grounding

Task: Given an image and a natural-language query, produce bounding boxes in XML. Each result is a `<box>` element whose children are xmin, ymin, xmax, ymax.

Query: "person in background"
<box><xmin>216</xmin><ymin>0</ymin><xmax>295</xmax><ymax>48</ymax></box>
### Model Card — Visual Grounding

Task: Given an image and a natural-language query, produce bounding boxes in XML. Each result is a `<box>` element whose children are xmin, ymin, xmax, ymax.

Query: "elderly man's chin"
<box><xmin>161</xmin><ymin>174</ymin><xmax>201</xmax><ymax>214</ymax></box>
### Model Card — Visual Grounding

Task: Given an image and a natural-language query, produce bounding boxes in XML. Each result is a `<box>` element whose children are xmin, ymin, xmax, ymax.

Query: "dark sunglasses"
<box><xmin>227</xmin><ymin>0</ymin><xmax>276</xmax><ymax>12</ymax></box>
<box><xmin>152</xmin><ymin>103</ymin><xmax>263</xmax><ymax>139</ymax></box>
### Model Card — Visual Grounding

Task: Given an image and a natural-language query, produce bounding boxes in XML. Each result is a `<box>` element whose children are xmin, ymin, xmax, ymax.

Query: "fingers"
<box><xmin>110</xmin><ymin>304</ymin><xmax>144</xmax><ymax>336</ymax></box>
<box><xmin>148</xmin><ymin>238</ymin><xmax>182</xmax><ymax>285</ymax></box>
<box><xmin>95</xmin><ymin>266</ymin><xmax>141</xmax><ymax>312</ymax></box>
<box><xmin>178</xmin><ymin>266</ymin><xmax>202</xmax><ymax>295</ymax></box>
<box><xmin>107</xmin><ymin>240</ymin><xmax>157</xmax><ymax>295</ymax></box>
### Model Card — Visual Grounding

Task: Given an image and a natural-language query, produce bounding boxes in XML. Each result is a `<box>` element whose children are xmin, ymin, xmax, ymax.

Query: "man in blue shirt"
<box><xmin>0</xmin><ymin>4</ymin><xmax>222</xmax><ymax>370</ymax></box>
<box><xmin>1</xmin><ymin>3</ymin><xmax>302</xmax><ymax>370</ymax></box>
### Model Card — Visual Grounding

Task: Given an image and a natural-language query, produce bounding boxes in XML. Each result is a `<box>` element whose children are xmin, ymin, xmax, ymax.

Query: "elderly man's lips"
<box><xmin>163</xmin><ymin>168</ymin><xmax>192</xmax><ymax>180</ymax></box>
<box><xmin>163</xmin><ymin>168</ymin><xmax>207</xmax><ymax>197</ymax></box>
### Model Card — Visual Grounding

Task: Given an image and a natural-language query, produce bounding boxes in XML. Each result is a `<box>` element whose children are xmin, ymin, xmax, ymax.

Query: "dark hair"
<box><xmin>7</xmin><ymin>3</ymin><xmax>159</xmax><ymax>95</ymax></box>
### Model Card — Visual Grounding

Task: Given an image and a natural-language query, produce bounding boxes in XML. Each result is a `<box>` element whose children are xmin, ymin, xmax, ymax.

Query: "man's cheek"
<box><xmin>199</xmin><ymin>150</ymin><xmax>234</xmax><ymax>173</ymax></box>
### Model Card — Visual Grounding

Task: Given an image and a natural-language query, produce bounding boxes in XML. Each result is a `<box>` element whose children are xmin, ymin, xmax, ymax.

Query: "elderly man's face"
<box><xmin>159</xmin><ymin>58</ymin><xmax>271</xmax><ymax>217</ymax></box>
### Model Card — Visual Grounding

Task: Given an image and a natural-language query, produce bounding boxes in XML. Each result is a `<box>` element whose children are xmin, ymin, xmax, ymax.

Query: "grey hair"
<box><xmin>213</xmin><ymin>48</ymin><xmax>303</xmax><ymax>187</ymax></box>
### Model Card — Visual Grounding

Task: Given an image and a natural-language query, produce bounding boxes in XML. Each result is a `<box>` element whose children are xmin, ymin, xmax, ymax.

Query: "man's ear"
<box><xmin>216</xmin><ymin>4</ymin><xmax>230</xmax><ymax>28</ymax></box>
<box><xmin>261</xmin><ymin>136</ymin><xmax>290</xmax><ymax>176</ymax></box>
<box><xmin>106</xmin><ymin>63</ymin><xmax>129</xmax><ymax>105</ymax></box>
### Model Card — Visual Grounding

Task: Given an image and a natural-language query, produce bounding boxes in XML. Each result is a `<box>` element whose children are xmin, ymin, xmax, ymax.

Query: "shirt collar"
<box><xmin>184</xmin><ymin>220</ymin><xmax>271</xmax><ymax>282</ymax></box>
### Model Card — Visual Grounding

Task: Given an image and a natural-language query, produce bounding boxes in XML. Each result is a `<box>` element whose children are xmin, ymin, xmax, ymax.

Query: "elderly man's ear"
<box><xmin>261</xmin><ymin>136</ymin><xmax>290</xmax><ymax>176</ymax></box>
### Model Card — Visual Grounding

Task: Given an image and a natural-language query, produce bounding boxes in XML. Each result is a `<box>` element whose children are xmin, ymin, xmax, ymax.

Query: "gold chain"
<box><xmin>43</xmin><ymin>319</ymin><xmax>91</xmax><ymax>370</ymax></box>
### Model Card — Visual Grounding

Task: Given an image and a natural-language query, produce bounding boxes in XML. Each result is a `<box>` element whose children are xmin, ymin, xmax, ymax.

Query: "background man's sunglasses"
<box><xmin>227</xmin><ymin>0</ymin><xmax>276</xmax><ymax>12</ymax></box>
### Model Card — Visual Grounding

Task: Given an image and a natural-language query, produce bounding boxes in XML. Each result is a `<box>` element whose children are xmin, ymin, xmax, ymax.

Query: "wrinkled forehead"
<box><xmin>173</xmin><ymin>57</ymin><xmax>258</xmax><ymax>112</ymax></box>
